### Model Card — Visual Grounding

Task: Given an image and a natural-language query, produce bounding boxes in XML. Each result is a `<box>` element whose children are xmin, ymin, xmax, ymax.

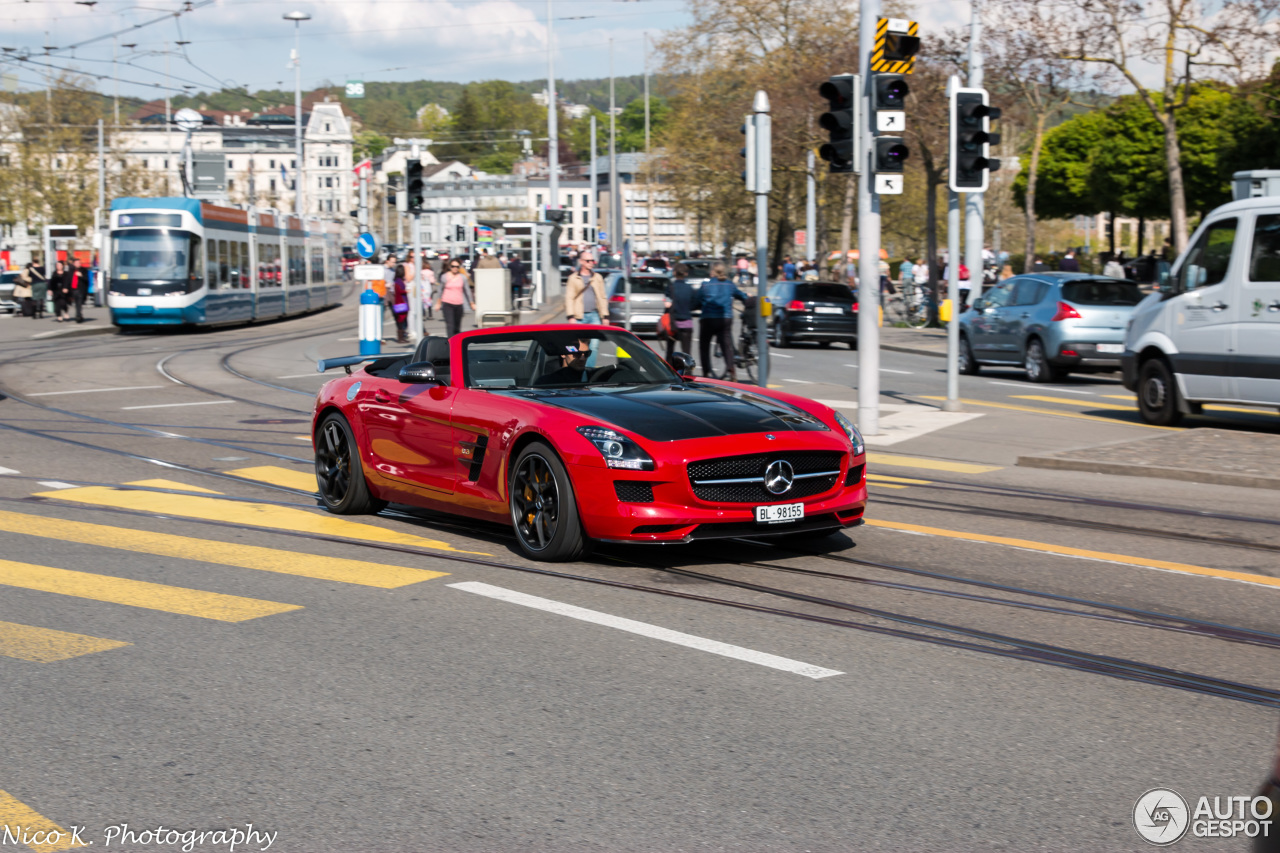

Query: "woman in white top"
<box><xmin>420</xmin><ymin>264</ymin><xmax>437</xmax><ymax>322</ymax></box>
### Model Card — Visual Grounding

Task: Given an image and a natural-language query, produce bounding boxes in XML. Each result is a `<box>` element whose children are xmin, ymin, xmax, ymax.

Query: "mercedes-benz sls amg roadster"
<box><xmin>313</xmin><ymin>325</ymin><xmax>867</xmax><ymax>561</ymax></box>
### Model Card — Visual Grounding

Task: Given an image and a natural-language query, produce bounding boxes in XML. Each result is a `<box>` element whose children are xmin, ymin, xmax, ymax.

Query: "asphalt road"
<box><xmin>0</xmin><ymin>305</ymin><xmax>1276</xmax><ymax>853</ymax></box>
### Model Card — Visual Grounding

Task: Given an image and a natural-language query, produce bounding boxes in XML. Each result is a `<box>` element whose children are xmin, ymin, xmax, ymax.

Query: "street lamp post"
<box><xmin>284</xmin><ymin>10</ymin><xmax>311</xmax><ymax>217</ymax></box>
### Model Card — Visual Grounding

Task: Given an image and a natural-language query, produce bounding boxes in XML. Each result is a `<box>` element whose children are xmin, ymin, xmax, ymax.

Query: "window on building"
<box><xmin>291</xmin><ymin>159</ymin><xmax>296</xmax><ymax>168</ymax></box>
<box><xmin>582</xmin><ymin>194</ymin><xmax>589</xmax><ymax>208</ymax></box>
<box><xmin>228</xmin><ymin>179</ymin><xmax>235</xmax><ymax>190</ymax></box>
<box><xmin>227</xmin><ymin>159</ymin><xmax>234</xmax><ymax>169</ymax></box>
<box><xmin>325</xmin><ymin>123</ymin><xmax>331</xmax><ymax>132</ymax></box>
<box><xmin>536</xmin><ymin>193</ymin><xmax>543</xmax><ymax>206</ymax></box>
<box><xmin>269</xmin><ymin>159</ymin><xmax>275</xmax><ymax>169</ymax></box>
<box><xmin>270</xmin><ymin>179</ymin><xmax>277</xmax><ymax>191</ymax></box>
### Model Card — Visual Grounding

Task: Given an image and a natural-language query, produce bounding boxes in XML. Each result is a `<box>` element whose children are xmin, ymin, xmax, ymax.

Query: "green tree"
<box><xmin>354</xmin><ymin>130</ymin><xmax>392</xmax><ymax>161</ymax></box>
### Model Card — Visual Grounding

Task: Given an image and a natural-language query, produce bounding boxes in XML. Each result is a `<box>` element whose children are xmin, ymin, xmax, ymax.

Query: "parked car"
<box><xmin>0</xmin><ymin>270</ymin><xmax>21</xmax><ymax>314</ymax></box>
<box><xmin>604</xmin><ymin>272</ymin><xmax>670</xmax><ymax>336</ymax></box>
<box><xmin>681</xmin><ymin>259</ymin><xmax>713</xmax><ymax>290</ymax></box>
<box><xmin>640</xmin><ymin>257</ymin><xmax>670</xmax><ymax>274</ymax></box>
<box><xmin>1124</xmin><ymin>194</ymin><xmax>1280</xmax><ymax>424</ymax></box>
<box><xmin>958</xmin><ymin>273</ymin><xmax>1143</xmax><ymax>382</ymax></box>
<box><xmin>765</xmin><ymin>280</ymin><xmax>859</xmax><ymax>348</ymax></box>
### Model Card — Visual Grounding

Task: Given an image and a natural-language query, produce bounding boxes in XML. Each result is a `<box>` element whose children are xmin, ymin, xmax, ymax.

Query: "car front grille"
<box><xmin>688</xmin><ymin>451</ymin><xmax>843</xmax><ymax>504</ymax></box>
<box><xmin>614</xmin><ymin>481</ymin><xmax>654</xmax><ymax>503</ymax></box>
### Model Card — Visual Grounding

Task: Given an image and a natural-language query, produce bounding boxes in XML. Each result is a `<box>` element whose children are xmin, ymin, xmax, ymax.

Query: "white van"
<box><xmin>1122</xmin><ymin>192</ymin><xmax>1280</xmax><ymax>425</ymax></box>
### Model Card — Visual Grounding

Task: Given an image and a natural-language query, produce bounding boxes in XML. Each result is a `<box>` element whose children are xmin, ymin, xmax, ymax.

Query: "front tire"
<box><xmin>315</xmin><ymin>412</ymin><xmax>387</xmax><ymax>515</ymax></box>
<box><xmin>958</xmin><ymin>336</ymin><xmax>979</xmax><ymax>375</ymax></box>
<box><xmin>509</xmin><ymin>442</ymin><xmax>589</xmax><ymax>562</ymax></box>
<box><xmin>1137</xmin><ymin>358</ymin><xmax>1184</xmax><ymax>426</ymax></box>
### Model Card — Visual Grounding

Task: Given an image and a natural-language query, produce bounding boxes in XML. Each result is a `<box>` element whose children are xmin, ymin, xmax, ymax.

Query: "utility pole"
<box><xmin>608</xmin><ymin>40</ymin><xmax>620</xmax><ymax>256</ymax></box>
<box><xmin>944</xmin><ymin>75</ymin><xmax>963</xmax><ymax>413</ymax></box>
<box><xmin>545</xmin><ymin>0</ymin><xmax>559</xmax><ymax>276</ymax></box>
<box><xmin>285</xmin><ymin>11</ymin><xmax>311</xmax><ymax>216</ymax></box>
<box><xmin>589</xmin><ymin>114</ymin><xmax>598</xmax><ymax>244</ymax></box>
<box><xmin>805</xmin><ymin>149</ymin><xmax>816</xmax><ymax>264</ymax></box>
<box><xmin>749</xmin><ymin>92</ymin><xmax>772</xmax><ymax>388</ymax></box>
<box><xmin>409</xmin><ymin>142</ymin><xmax>423</xmax><ymax>346</ymax></box>
<box><xmin>643</xmin><ymin>33</ymin><xmax>651</xmax><ymax>158</ymax></box>
<box><xmin>857</xmin><ymin>0</ymin><xmax>881</xmax><ymax>436</ymax></box>
<box><xmin>964</xmin><ymin>0</ymin><xmax>984</xmax><ymax>298</ymax></box>
<box><xmin>112</xmin><ymin>37</ymin><xmax>119</xmax><ymax>126</ymax></box>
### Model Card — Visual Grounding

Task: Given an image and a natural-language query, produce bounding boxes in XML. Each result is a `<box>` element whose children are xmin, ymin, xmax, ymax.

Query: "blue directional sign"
<box><xmin>598</xmin><ymin>231</ymin><xmax>608</xmax><ymax>241</ymax></box>
<box><xmin>356</xmin><ymin>232</ymin><xmax>378</xmax><ymax>259</ymax></box>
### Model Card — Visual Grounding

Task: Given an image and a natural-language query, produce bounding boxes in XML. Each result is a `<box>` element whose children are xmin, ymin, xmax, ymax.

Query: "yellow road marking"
<box><xmin>0</xmin><ymin>510</ymin><xmax>448</xmax><ymax>589</ymax></box>
<box><xmin>0</xmin><ymin>790</ymin><xmax>86</xmax><ymax>851</ymax></box>
<box><xmin>1012</xmin><ymin>395</ymin><xmax>1135</xmax><ymax>411</ymax></box>
<box><xmin>1019</xmin><ymin>395</ymin><xmax>1277</xmax><ymax>418</ymax></box>
<box><xmin>868</xmin><ymin>482</ymin><xmax>909</xmax><ymax>489</ymax></box>
<box><xmin>0</xmin><ymin>560</ymin><xmax>300</xmax><ymax>622</ymax></box>
<box><xmin>1206</xmin><ymin>404</ymin><xmax>1280</xmax><ymax>416</ymax></box>
<box><xmin>0</xmin><ymin>621</ymin><xmax>130</xmax><ymax>662</ymax></box>
<box><xmin>867</xmin><ymin>473</ymin><xmax>933</xmax><ymax>485</ymax></box>
<box><xmin>921</xmin><ymin>396</ymin><xmax>1179</xmax><ymax>431</ymax></box>
<box><xmin>866</xmin><ymin>452</ymin><xmax>1002</xmax><ymax>474</ymax></box>
<box><xmin>1103</xmin><ymin>394</ymin><xmax>1136</xmax><ymax>401</ymax></box>
<box><xmin>225</xmin><ymin>465</ymin><xmax>317</xmax><ymax>492</ymax></box>
<box><xmin>865</xmin><ymin>518</ymin><xmax>1280</xmax><ymax>589</ymax></box>
<box><xmin>36</xmin><ymin>486</ymin><xmax>490</xmax><ymax>556</ymax></box>
<box><xmin>122</xmin><ymin>479</ymin><xmax>222</xmax><ymax>494</ymax></box>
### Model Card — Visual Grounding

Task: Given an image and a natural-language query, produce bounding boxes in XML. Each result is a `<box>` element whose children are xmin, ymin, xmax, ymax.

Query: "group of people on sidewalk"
<box><xmin>11</xmin><ymin>258</ymin><xmax>92</xmax><ymax>323</ymax></box>
<box><xmin>385</xmin><ymin>248</ymin><xmax>478</xmax><ymax>342</ymax></box>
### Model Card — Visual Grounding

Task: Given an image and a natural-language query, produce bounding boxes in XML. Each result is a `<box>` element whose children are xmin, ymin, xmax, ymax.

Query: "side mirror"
<box><xmin>669</xmin><ymin>352</ymin><xmax>696</xmax><ymax>377</ymax></box>
<box><xmin>397</xmin><ymin>362</ymin><xmax>439</xmax><ymax>384</ymax></box>
<box><xmin>971</xmin><ymin>299</ymin><xmax>985</xmax><ymax>312</ymax></box>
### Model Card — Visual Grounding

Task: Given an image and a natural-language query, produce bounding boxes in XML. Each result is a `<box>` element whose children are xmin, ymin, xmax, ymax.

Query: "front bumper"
<box><xmin>783</xmin><ymin>314</ymin><xmax>858</xmax><ymax>342</ymax></box>
<box><xmin>1121</xmin><ymin>350</ymin><xmax>1138</xmax><ymax>390</ymax></box>
<box><xmin>569</xmin><ymin>456</ymin><xmax>868</xmax><ymax>543</ymax></box>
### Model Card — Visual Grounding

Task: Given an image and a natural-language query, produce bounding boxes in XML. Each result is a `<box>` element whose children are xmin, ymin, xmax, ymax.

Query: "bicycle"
<box><xmin>899</xmin><ymin>281</ymin><xmax>933</xmax><ymax>328</ymax></box>
<box><xmin>708</xmin><ymin>301</ymin><xmax>759</xmax><ymax>383</ymax></box>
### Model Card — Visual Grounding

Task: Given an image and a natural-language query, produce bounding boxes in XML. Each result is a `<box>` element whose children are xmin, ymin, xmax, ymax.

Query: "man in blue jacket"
<box><xmin>693</xmin><ymin>261</ymin><xmax>749</xmax><ymax>381</ymax></box>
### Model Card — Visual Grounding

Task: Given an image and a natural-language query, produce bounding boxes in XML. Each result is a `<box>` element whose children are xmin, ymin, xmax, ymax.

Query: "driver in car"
<box><xmin>537</xmin><ymin>339</ymin><xmax>594</xmax><ymax>385</ymax></box>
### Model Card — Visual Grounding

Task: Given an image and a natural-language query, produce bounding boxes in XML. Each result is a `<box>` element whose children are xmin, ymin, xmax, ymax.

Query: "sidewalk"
<box><xmin>877</xmin><ymin>325</ymin><xmax>948</xmax><ymax>358</ymax></box>
<box><xmin>0</xmin><ymin>308</ymin><xmax>115</xmax><ymax>344</ymax></box>
<box><xmin>1018</xmin><ymin>429</ymin><xmax>1280</xmax><ymax>490</ymax></box>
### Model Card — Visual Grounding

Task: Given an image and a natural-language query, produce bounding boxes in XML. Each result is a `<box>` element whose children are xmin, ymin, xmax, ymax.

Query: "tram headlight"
<box><xmin>577</xmin><ymin>426</ymin><xmax>654</xmax><ymax>471</ymax></box>
<box><xmin>833</xmin><ymin>411</ymin><xmax>864</xmax><ymax>456</ymax></box>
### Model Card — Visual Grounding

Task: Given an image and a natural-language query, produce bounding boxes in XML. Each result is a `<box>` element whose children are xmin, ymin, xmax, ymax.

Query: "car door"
<box><xmin>1236</xmin><ymin>212</ymin><xmax>1280</xmax><ymax>405</ymax></box>
<box><xmin>1167</xmin><ymin>217</ymin><xmax>1238</xmax><ymax>401</ymax></box>
<box><xmin>360</xmin><ymin>371</ymin><xmax>458</xmax><ymax>495</ymax></box>
<box><xmin>970</xmin><ymin>282</ymin><xmax>1014</xmax><ymax>360</ymax></box>
<box><xmin>1008</xmin><ymin>278</ymin><xmax>1048</xmax><ymax>356</ymax></box>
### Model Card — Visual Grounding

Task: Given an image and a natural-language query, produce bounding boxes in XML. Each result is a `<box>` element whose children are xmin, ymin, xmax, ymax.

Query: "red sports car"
<box><xmin>313</xmin><ymin>325</ymin><xmax>867</xmax><ymax>561</ymax></box>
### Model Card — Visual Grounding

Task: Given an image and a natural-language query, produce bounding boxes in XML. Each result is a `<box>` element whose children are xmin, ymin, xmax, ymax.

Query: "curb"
<box><xmin>881</xmin><ymin>342</ymin><xmax>946</xmax><ymax>359</ymax></box>
<box><xmin>27</xmin><ymin>324</ymin><xmax>118</xmax><ymax>341</ymax></box>
<box><xmin>1016</xmin><ymin>454</ymin><xmax>1280</xmax><ymax>491</ymax></box>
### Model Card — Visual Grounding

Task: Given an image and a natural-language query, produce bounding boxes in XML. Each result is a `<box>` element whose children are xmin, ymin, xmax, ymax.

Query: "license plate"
<box><xmin>755</xmin><ymin>502</ymin><xmax>805</xmax><ymax>524</ymax></box>
<box><xmin>1096</xmin><ymin>343</ymin><xmax>1124</xmax><ymax>354</ymax></box>
<box><xmin>137</xmin><ymin>288</ymin><xmax>152</xmax><ymax>296</ymax></box>
<box><xmin>814</xmin><ymin>306</ymin><xmax>843</xmax><ymax>314</ymax></box>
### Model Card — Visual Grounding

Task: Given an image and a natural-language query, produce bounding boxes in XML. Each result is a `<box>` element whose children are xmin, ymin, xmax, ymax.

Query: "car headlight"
<box><xmin>577</xmin><ymin>426</ymin><xmax>655</xmax><ymax>471</ymax></box>
<box><xmin>833</xmin><ymin>411</ymin><xmax>865</xmax><ymax>456</ymax></box>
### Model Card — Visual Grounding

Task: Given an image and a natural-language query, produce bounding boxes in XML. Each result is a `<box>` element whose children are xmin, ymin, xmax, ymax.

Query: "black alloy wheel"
<box><xmin>509</xmin><ymin>442</ymin><xmax>589</xmax><ymax>562</ymax></box>
<box><xmin>1137</xmin><ymin>358</ymin><xmax>1184</xmax><ymax>426</ymax></box>
<box><xmin>315</xmin><ymin>413</ymin><xmax>387</xmax><ymax>515</ymax></box>
<box><xmin>958</xmin><ymin>335</ymin><xmax>979</xmax><ymax>375</ymax></box>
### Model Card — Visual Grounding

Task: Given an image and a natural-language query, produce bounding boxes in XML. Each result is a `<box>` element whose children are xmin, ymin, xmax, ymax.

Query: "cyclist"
<box><xmin>664</xmin><ymin>263</ymin><xmax>695</xmax><ymax>363</ymax></box>
<box><xmin>693</xmin><ymin>261</ymin><xmax>749</xmax><ymax>381</ymax></box>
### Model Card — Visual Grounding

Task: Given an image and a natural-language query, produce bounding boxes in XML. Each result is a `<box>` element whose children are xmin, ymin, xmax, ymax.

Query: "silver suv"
<box><xmin>958</xmin><ymin>273</ymin><xmax>1144</xmax><ymax>382</ymax></box>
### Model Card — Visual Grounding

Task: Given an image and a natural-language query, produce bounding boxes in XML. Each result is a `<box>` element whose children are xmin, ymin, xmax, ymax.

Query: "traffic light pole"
<box><xmin>964</xmin><ymin>0</ymin><xmax>985</xmax><ymax>298</ymax></box>
<box><xmin>409</xmin><ymin>142</ymin><xmax>423</xmax><ymax>347</ymax></box>
<box><xmin>752</xmin><ymin>91</ymin><xmax>771</xmax><ymax>389</ymax></box>
<box><xmin>944</xmin><ymin>187</ymin><xmax>962</xmax><ymax>412</ymax></box>
<box><xmin>857</xmin><ymin>0</ymin><xmax>881</xmax><ymax>436</ymax></box>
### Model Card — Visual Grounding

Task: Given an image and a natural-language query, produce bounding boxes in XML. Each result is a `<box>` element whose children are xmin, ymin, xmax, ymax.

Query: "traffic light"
<box><xmin>818</xmin><ymin>74</ymin><xmax>857</xmax><ymax>174</ymax></box>
<box><xmin>871</xmin><ymin>74</ymin><xmax>908</xmax><ymax>133</ymax></box>
<box><xmin>740</xmin><ymin>115</ymin><xmax>756</xmax><ymax>190</ymax></box>
<box><xmin>406</xmin><ymin>159</ymin><xmax>424</xmax><ymax>214</ymax></box>
<box><xmin>874</xmin><ymin>137</ymin><xmax>909</xmax><ymax>173</ymax></box>
<box><xmin>544</xmin><ymin>208</ymin><xmax>566</xmax><ymax>224</ymax></box>
<box><xmin>949</xmin><ymin>87</ymin><xmax>1002</xmax><ymax>192</ymax></box>
<box><xmin>454</xmin><ymin>224</ymin><xmax>465</xmax><ymax>242</ymax></box>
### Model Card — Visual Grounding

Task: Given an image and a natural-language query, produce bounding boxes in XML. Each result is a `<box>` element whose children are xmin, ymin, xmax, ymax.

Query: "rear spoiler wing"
<box><xmin>316</xmin><ymin>351</ymin><xmax>413</xmax><ymax>374</ymax></box>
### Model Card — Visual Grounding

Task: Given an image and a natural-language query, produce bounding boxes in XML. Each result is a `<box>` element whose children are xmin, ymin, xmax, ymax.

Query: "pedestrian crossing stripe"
<box><xmin>0</xmin><ymin>790</ymin><xmax>86</xmax><ymax>851</ymax></box>
<box><xmin>34</xmin><ymin>483</ymin><xmax>492</xmax><ymax>556</ymax></box>
<box><xmin>0</xmin><ymin>559</ymin><xmax>300</xmax><ymax>622</ymax></box>
<box><xmin>0</xmin><ymin>620</ymin><xmax>131</xmax><ymax>663</ymax></box>
<box><xmin>0</xmin><ymin>509</ymin><xmax>449</xmax><ymax>589</ymax></box>
<box><xmin>224</xmin><ymin>466</ymin><xmax>317</xmax><ymax>492</ymax></box>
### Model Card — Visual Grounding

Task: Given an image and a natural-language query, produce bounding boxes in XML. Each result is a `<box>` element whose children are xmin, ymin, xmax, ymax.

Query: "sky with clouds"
<box><xmin>0</xmin><ymin>0</ymin><xmax>971</xmax><ymax>103</ymax></box>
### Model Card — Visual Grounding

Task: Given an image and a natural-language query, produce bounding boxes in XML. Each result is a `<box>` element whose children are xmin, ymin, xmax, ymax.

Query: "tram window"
<box><xmin>189</xmin><ymin>236</ymin><xmax>204</xmax><ymax>293</ymax></box>
<box><xmin>207</xmin><ymin>240</ymin><xmax>217</xmax><ymax>289</ymax></box>
<box><xmin>239</xmin><ymin>242</ymin><xmax>249</xmax><ymax>287</ymax></box>
<box><xmin>218</xmin><ymin>239</ymin><xmax>229</xmax><ymax>287</ymax></box>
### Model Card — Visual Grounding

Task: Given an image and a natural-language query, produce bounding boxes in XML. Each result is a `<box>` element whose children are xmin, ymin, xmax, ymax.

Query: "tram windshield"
<box><xmin>112</xmin><ymin>229</ymin><xmax>192</xmax><ymax>282</ymax></box>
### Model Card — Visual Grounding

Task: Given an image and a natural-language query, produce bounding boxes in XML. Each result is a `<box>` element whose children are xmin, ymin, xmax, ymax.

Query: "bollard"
<box><xmin>359</xmin><ymin>284</ymin><xmax>382</xmax><ymax>355</ymax></box>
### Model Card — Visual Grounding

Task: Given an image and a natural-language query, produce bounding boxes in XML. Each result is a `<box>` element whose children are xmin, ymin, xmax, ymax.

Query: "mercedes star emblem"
<box><xmin>764</xmin><ymin>459</ymin><xmax>795</xmax><ymax>495</ymax></box>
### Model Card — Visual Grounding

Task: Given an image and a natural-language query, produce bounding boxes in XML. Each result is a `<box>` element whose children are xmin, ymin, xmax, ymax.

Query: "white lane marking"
<box><xmin>843</xmin><ymin>364</ymin><xmax>913</xmax><ymax>374</ymax></box>
<box><xmin>277</xmin><ymin>373</ymin><xmax>328</xmax><ymax>379</ymax></box>
<box><xmin>37</xmin><ymin>481</ymin><xmax>78</xmax><ymax>489</ymax></box>
<box><xmin>0</xmin><ymin>467</ymin><xmax>19</xmax><ymax>475</ymax></box>
<box><xmin>770</xmin><ymin>353</ymin><xmax>794</xmax><ymax>358</ymax></box>
<box><xmin>1043</xmin><ymin>387</ymin><xmax>1097</xmax><ymax>395</ymax></box>
<box><xmin>28</xmin><ymin>385</ymin><xmax>165</xmax><ymax>397</ymax></box>
<box><xmin>985</xmin><ymin>380</ymin><xmax>1095</xmax><ymax>396</ymax></box>
<box><xmin>449</xmin><ymin>581</ymin><xmax>843</xmax><ymax>680</ymax></box>
<box><xmin>782</xmin><ymin>378</ymin><xmax>815</xmax><ymax>384</ymax></box>
<box><xmin>121</xmin><ymin>400</ymin><xmax>236</xmax><ymax>411</ymax></box>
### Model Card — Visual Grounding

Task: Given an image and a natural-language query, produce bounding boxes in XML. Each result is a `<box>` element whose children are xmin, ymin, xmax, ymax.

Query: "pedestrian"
<box><xmin>899</xmin><ymin>258</ymin><xmax>915</xmax><ymax>288</ymax></box>
<box><xmin>1103</xmin><ymin>256</ymin><xmax>1125</xmax><ymax>279</ymax></box>
<box><xmin>748</xmin><ymin>259</ymin><xmax>758</xmax><ymax>288</ymax></box>
<box><xmin>49</xmin><ymin>260</ymin><xmax>70</xmax><ymax>322</ymax></box>
<box><xmin>1059</xmin><ymin>250</ymin><xmax>1080</xmax><ymax>272</ymax></box>
<box><xmin>782</xmin><ymin>255</ymin><xmax>797</xmax><ymax>281</ymax></box>
<box><xmin>957</xmin><ymin>261</ymin><xmax>971</xmax><ymax>311</ymax></box>
<box><xmin>434</xmin><ymin>259</ymin><xmax>475</xmax><ymax>338</ymax></box>
<box><xmin>391</xmin><ymin>264</ymin><xmax>409</xmax><ymax>344</ymax></box>
<box><xmin>564</xmin><ymin>253</ymin><xmax>608</xmax><ymax>326</ymax></box>
<box><xmin>693</xmin><ymin>261</ymin><xmax>748</xmax><ymax>381</ymax></box>
<box><xmin>419</xmin><ymin>262</ymin><xmax>436</xmax><ymax>324</ymax></box>
<box><xmin>1032</xmin><ymin>257</ymin><xmax>1049</xmax><ymax>273</ymax></box>
<box><xmin>67</xmin><ymin>258</ymin><xmax>89</xmax><ymax>323</ymax></box>
<box><xmin>735</xmin><ymin>255</ymin><xmax>750</xmax><ymax>287</ymax></box>
<box><xmin>13</xmin><ymin>263</ymin><xmax>34</xmax><ymax>317</ymax></box>
<box><xmin>508</xmin><ymin>254</ymin><xmax>527</xmax><ymax>305</ymax></box>
<box><xmin>476</xmin><ymin>248</ymin><xmax>501</xmax><ymax>269</ymax></box>
<box><xmin>664</xmin><ymin>263</ymin><xmax>695</xmax><ymax>363</ymax></box>
<box><xmin>29</xmin><ymin>261</ymin><xmax>47</xmax><ymax>319</ymax></box>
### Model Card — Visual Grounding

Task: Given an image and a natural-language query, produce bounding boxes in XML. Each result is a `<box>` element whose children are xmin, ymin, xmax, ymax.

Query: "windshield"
<box><xmin>112</xmin><ymin>229</ymin><xmax>190</xmax><ymax>281</ymax></box>
<box><xmin>1061</xmin><ymin>279</ymin><xmax>1144</xmax><ymax>306</ymax></box>
<box><xmin>464</xmin><ymin>329</ymin><xmax>678</xmax><ymax>389</ymax></box>
<box><xmin>796</xmin><ymin>282</ymin><xmax>856</xmax><ymax>302</ymax></box>
<box><xmin>615</xmin><ymin>276</ymin><xmax>669</xmax><ymax>295</ymax></box>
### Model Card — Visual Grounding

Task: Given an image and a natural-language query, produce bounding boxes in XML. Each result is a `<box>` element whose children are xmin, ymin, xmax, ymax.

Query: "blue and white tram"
<box><xmin>106</xmin><ymin>197</ymin><xmax>345</xmax><ymax>327</ymax></box>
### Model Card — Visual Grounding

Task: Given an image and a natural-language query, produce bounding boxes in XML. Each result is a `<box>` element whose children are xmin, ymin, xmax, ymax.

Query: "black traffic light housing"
<box><xmin>874</xmin><ymin>137</ymin><xmax>909</xmax><ymax>173</ymax></box>
<box><xmin>455</xmin><ymin>224</ymin><xmax>466</xmax><ymax>242</ymax></box>
<box><xmin>406</xmin><ymin>159</ymin><xmax>424</xmax><ymax>214</ymax></box>
<box><xmin>544</xmin><ymin>208</ymin><xmax>566</xmax><ymax>224</ymax></box>
<box><xmin>950</xmin><ymin>89</ymin><xmax>1003</xmax><ymax>192</ymax></box>
<box><xmin>818</xmin><ymin>74</ymin><xmax>856</xmax><ymax>174</ymax></box>
<box><xmin>873</xmin><ymin>74</ymin><xmax>909</xmax><ymax>112</ymax></box>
